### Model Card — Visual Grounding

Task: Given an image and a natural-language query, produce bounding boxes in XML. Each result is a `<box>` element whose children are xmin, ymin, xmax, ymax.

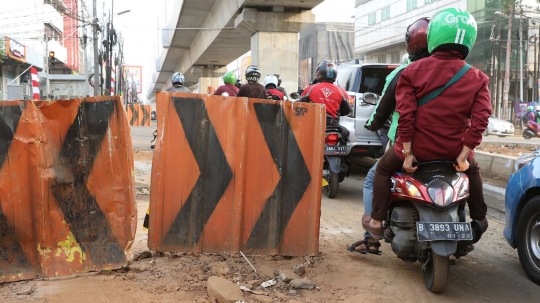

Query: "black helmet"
<box><xmin>316</xmin><ymin>61</ymin><xmax>337</xmax><ymax>83</ymax></box>
<box><xmin>273</xmin><ymin>73</ymin><xmax>282</xmax><ymax>86</ymax></box>
<box><xmin>245</xmin><ymin>65</ymin><xmax>261</xmax><ymax>82</ymax></box>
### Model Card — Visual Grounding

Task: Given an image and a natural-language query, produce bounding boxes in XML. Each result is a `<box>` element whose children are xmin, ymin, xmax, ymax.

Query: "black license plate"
<box><xmin>416</xmin><ymin>222</ymin><xmax>473</xmax><ymax>242</ymax></box>
<box><xmin>325</xmin><ymin>146</ymin><xmax>347</xmax><ymax>153</ymax></box>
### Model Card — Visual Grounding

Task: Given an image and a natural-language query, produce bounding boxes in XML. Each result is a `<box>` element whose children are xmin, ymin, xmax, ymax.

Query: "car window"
<box><xmin>359</xmin><ymin>67</ymin><xmax>396</xmax><ymax>95</ymax></box>
<box><xmin>335</xmin><ymin>67</ymin><xmax>355</xmax><ymax>91</ymax></box>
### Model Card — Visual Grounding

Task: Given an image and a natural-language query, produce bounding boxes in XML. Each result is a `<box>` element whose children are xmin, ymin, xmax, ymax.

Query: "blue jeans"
<box><xmin>363</xmin><ymin>161</ymin><xmax>377</xmax><ymax>238</ymax></box>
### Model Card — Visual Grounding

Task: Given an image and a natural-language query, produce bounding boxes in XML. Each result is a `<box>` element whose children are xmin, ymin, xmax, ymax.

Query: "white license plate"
<box><xmin>416</xmin><ymin>222</ymin><xmax>473</xmax><ymax>242</ymax></box>
<box><xmin>325</xmin><ymin>146</ymin><xmax>346</xmax><ymax>153</ymax></box>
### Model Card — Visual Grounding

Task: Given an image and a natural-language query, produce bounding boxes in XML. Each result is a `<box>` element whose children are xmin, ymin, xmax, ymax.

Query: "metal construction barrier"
<box><xmin>0</xmin><ymin>96</ymin><xmax>136</xmax><ymax>283</ymax></box>
<box><xmin>148</xmin><ymin>93</ymin><xmax>325</xmax><ymax>256</ymax></box>
<box><xmin>126</xmin><ymin>104</ymin><xmax>151</xmax><ymax>126</ymax></box>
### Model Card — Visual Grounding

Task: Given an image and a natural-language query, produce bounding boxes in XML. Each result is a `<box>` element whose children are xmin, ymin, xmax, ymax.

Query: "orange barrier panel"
<box><xmin>0</xmin><ymin>96</ymin><xmax>136</xmax><ymax>283</ymax></box>
<box><xmin>126</xmin><ymin>104</ymin><xmax>151</xmax><ymax>126</ymax></box>
<box><xmin>149</xmin><ymin>93</ymin><xmax>324</xmax><ymax>256</ymax></box>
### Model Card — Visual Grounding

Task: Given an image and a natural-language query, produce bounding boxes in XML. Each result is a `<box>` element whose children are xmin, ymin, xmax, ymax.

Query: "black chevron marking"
<box><xmin>245</xmin><ymin>103</ymin><xmax>311</xmax><ymax>251</ymax></box>
<box><xmin>162</xmin><ymin>97</ymin><xmax>233</xmax><ymax>247</ymax></box>
<box><xmin>0</xmin><ymin>104</ymin><xmax>34</xmax><ymax>276</ymax></box>
<box><xmin>51</xmin><ymin>100</ymin><xmax>125</xmax><ymax>265</ymax></box>
<box><xmin>129</xmin><ymin>104</ymin><xmax>139</xmax><ymax>126</ymax></box>
<box><xmin>141</xmin><ymin>106</ymin><xmax>150</xmax><ymax>126</ymax></box>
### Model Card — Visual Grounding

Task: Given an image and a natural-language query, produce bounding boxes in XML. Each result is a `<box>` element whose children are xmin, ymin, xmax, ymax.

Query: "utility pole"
<box><xmin>45</xmin><ymin>36</ymin><xmax>50</xmax><ymax>100</ymax></box>
<box><xmin>83</xmin><ymin>25</ymin><xmax>89</xmax><ymax>97</ymax></box>
<box><xmin>503</xmin><ymin>11</ymin><xmax>513</xmax><ymax>121</ymax></box>
<box><xmin>92</xmin><ymin>0</ymin><xmax>100</xmax><ymax>96</ymax></box>
<box><xmin>519</xmin><ymin>15</ymin><xmax>524</xmax><ymax>103</ymax></box>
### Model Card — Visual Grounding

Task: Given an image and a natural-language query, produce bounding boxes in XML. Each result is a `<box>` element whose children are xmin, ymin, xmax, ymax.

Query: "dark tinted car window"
<box><xmin>359</xmin><ymin>67</ymin><xmax>395</xmax><ymax>95</ymax></box>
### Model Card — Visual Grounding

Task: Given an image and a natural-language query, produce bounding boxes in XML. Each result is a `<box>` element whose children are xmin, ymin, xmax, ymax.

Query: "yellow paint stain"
<box><xmin>55</xmin><ymin>232</ymin><xmax>86</xmax><ymax>264</ymax></box>
<box><xmin>37</xmin><ymin>244</ymin><xmax>52</xmax><ymax>258</ymax></box>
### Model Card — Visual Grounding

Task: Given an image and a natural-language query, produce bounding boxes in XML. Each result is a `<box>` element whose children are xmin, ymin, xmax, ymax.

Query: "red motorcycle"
<box><xmin>383</xmin><ymin>161</ymin><xmax>477</xmax><ymax>293</ymax></box>
<box><xmin>523</xmin><ymin>122</ymin><xmax>540</xmax><ymax>139</ymax></box>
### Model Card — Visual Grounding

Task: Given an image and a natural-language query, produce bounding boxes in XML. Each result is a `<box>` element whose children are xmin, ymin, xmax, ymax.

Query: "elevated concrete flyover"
<box><xmin>148</xmin><ymin>0</ymin><xmax>323</xmax><ymax>99</ymax></box>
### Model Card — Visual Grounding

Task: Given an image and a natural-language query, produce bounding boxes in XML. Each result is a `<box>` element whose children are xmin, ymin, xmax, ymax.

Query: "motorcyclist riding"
<box><xmin>264</xmin><ymin>75</ymin><xmax>285</xmax><ymax>100</ymax></box>
<box><xmin>363</xmin><ymin>8</ymin><xmax>491</xmax><ymax>246</ymax></box>
<box><xmin>237</xmin><ymin>65</ymin><xmax>266</xmax><ymax>98</ymax></box>
<box><xmin>524</xmin><ymin>105</ymin><xmax>540</xmax><ymax>135</ymax></box>
<box><xmin>214</xmin><ymin>71</ymin><xmax>239</xmax><ymax>96</ymax></box>
<box><xmin>166</xmin><ymin>72</ymin><xmax>191</xmax><ymax>93</ymax></box>
<box><xmin>273</xmin><ymin>73</ymin><xmax>287</xmax><ymax>97</ymax></box>
<box><xmin>300</xmin><ymin>61</ymin><xmax>352</xmax><ymax>141</ymax></box>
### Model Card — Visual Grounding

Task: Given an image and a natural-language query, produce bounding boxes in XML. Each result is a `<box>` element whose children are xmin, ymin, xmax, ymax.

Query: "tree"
<box><xmin>0</xmin><ymin>38</ymin><xmax>5</xmax><ymax>63</ymax></box>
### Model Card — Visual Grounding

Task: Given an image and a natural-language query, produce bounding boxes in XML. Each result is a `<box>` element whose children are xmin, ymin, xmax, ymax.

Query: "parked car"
<box><xmin>335</xmin><ymin>61</ymin><xmax>399</xmax><ymax>159</ymax></box>
<box><xmin>504</xmin><ymin>150</ymin><xmax>540</xmax><ymax>285</ymax></box>
<box><xmin>484</xmin><ymin>115</ymin><xmax>514</xmax><ymax>137</ymax></box>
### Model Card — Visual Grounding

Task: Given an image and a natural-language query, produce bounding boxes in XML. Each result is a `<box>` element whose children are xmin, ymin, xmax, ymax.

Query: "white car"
<box><xmin>484</xmin><ymin>115</ymin><xmax>515</xmax><ymax>137</ymax></box>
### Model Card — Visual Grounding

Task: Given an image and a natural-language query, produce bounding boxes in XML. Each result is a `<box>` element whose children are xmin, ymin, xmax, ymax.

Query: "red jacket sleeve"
<box><xmin>213</xmin><ymin>86</ymin><xmax>224</xmax><ymax>95</ymax></box>
<box><xmin>463</xmin><ymin>76</ymin><xmax>492</xmax><ymax>149</ymax></box>
<box><xmin>395</xmin><ymin>68</ymin><xmax>417</xmax><ymax>142</ymax></box>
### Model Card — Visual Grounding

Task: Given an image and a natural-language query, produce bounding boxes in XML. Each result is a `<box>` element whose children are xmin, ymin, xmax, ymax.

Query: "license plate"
<box><xmin>325</xmin><ymin>146</ymin><xmax>347</xmax><ymax>153</ymax></box>
<box><xmin>416</xmin><ymin>222</ymin><xmax>473</xmax><ymax>242</ymax></box>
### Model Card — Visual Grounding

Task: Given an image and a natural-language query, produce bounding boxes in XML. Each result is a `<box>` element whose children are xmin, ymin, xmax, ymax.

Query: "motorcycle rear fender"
<box><xmin>412</xmin><ymin>202</ymin><xmax>460</xmax><ymax>257</ymax></box>
<box><xmin>326</xmin><ymin>156</ymin><xmax>342</xmax><ymax>173</ymax></box>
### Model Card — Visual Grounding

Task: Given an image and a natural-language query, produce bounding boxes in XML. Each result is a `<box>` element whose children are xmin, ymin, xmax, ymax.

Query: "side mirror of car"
<box><xmin>362</xmin><ymin>92</ymin><xmax>379</xmax><ymax>105</ymax></box>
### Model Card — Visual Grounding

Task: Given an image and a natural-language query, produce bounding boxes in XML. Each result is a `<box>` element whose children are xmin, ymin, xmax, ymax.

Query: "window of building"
<box><xmin>381</xmin><ymin>6</ymin><xmax>390</xmax><ymax>21</ymax></box>
<box><xmin>407</xmin><ymin>0</ymin><xmax>417</xmax><ymax>11</ymax></box>
<box><xmin>44</xmin><ymin>23</ymin><xmax>63</xmax><ymax>42</ymax></box>
<box><xmin>368</xmin><ymin>12</ymin><xmax>376</xmax><ymax>26</ymax></box>
<box><xmin>390</xmin><ymin>51</ymin><xmax>400</xmax><ymax>63</ymax></box>
<box><xmin>377</xmin><ymin>54</ymin><xmax>386</xmax><ymax>63</ymax></box>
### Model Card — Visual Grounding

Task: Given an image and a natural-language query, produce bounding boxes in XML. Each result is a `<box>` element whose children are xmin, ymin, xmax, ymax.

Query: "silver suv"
<box><xmin>335</xmin><ymin>62</ymin><xmax>399</xmax><ymax>158</ymax></box>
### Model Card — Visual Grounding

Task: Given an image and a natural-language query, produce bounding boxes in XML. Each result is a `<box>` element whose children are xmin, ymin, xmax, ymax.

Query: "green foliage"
<box><xmin>0</xmin><ymin>38</ymin><xmax>5</xmax><ymax>63</ymax></box>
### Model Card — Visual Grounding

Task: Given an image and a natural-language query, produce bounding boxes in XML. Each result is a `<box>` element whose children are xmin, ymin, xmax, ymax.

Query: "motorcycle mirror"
<box><xmin>362</xmin><ymin>92</ymin><xmax>379</xmax><ymax>105</ymax></box>
<box><xmin>290</xmin><ymin>92</ymin><xmax>299</xmax><ymax>99</ymax></box>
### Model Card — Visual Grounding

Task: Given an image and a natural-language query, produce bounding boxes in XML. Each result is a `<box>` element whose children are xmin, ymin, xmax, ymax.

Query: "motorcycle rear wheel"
<box><xmin>324</xmin><ymin>171</ymin><xmax>339</xmax><ymax>199</ymax></box>
<box><xmin>523</xmin><ymin>130</ymin><xmax>534</xmax><ymax>139</ymax></box>
<box><xmin>423</xmin><ymin>252</ymin><xmax>449</xmax><ymax>293</ymax></box>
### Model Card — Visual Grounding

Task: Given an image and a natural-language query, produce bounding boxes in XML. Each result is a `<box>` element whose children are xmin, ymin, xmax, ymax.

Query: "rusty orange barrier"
<box><xmin>148</xmin><ymin>93</ymin><xmax>325</xmax><ymax>256</ymax></box>
<box><xmin>126</xmin><ymin>104</ymin><xmax>151</xmax><ymax>126</ymax></box>
<box><xmin>0</xmin><ymin>96</ymin><xmax>136</xmax><ymax>283</ymax></box>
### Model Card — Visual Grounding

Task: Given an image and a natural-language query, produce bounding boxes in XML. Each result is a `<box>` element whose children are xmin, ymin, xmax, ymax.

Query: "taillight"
<box><xmin>326</xmin><ymin>133</ymin><xmax>339</xmax><ymax>146</ymax></box>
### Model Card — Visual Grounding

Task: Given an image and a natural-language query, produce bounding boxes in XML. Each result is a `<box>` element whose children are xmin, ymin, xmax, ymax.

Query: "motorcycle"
<box><xmin>383</xmin><ymin>161</ymin><xmax>475</xmax><ymax>293</ymax></box>
<box><xmin>522</xmin><ymin>121</ymin><xmax>540</xmax><ymax>139</ymax></box>
<box><xmin>323</xmin><ymin>117</ymin><xmax>349</xmax><ymax>198</ymax></box>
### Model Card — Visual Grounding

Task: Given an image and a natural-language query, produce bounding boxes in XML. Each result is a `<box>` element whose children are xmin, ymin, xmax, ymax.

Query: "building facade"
<box><xmin>0</xmin><ymin>0</ymin><xmax>88</xmax><ymax>100</ymax></box>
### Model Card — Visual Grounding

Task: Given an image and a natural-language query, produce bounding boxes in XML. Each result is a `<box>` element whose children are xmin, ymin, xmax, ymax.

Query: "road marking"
<box><xmin>483</xmin><ymin>183</ymin><xmax>506</xmax><ymax>196</ymax></box>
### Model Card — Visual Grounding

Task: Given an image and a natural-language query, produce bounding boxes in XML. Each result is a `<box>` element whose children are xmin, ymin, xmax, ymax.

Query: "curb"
<box><xmin>475</xmin><ymin>151</ymin><xmax>517</xmax><ymax>181</ymax></box>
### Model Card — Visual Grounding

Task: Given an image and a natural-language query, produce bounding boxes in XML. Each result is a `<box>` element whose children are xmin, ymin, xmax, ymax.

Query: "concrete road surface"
<box><xmin>483</xmin><ymin>134</ymin><xmax>540</xmax><ymax>145</ymax></box>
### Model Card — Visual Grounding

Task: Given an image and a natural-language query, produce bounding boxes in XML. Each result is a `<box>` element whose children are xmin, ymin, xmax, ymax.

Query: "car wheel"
<box><xmin>498</xmin><ymin>135</ymin><xmax>507</xmax><ymax>138</ymax></box>
<box><xmin>516</xmin><ymin>196</ymin><xmax>540</xmax><ymax>285</ymax></box>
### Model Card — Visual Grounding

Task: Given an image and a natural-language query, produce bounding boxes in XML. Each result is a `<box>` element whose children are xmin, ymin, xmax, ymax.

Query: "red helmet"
<box><xmin>405</xmin><ymin>17</ymin><xmax>430</xmax><ymax>57</ymax></box>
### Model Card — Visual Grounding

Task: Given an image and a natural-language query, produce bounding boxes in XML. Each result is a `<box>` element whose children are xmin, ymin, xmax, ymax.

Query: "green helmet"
<box><xmin>223</xmin><ymin>72</ymin><xmax>237</xmax><ymax>85</ymax></box>
<box><xmin>528</xmin><ymin>106</ymin><xmax>535</xmax><ymax>112</ymax></box>
<box><xmin>427</xmin><ymin>8</ymin><xmax>477</xmax><ymax>58</ymax></box>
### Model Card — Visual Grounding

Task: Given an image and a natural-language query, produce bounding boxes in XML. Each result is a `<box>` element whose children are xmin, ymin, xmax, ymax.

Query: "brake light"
<box><xmin>347</xmin><ymin>95</ymin><xmax>355</xmax><ymax>107</ymax></box>
<box><xmin>326</xmin><ymin>134</ymin><xmax>339</xmax><ymax>147</ymax></box>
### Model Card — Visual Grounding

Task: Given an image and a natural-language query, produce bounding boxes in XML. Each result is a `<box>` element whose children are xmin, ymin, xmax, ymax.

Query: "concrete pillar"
<box><xmin>192</xmin><ymin>66</ymin><xmax>226</xmax><ymax>94</ymax></box>
<box><xmin>235</xmin><ymin>9</ymin><xmax>315</xmax><ymax>97</ymax></box>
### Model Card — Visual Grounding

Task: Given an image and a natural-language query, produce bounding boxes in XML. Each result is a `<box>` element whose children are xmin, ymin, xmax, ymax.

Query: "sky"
<box><xmin>110</xmin><ymin>0</ymin><xmax>355</xmax><ymax>101</ymax></box>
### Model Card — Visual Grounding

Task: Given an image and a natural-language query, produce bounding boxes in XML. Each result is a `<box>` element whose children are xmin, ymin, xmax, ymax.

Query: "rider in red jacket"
<box><xmin>300</xmin><ymin>61</ymin><xmax>352</xmax><ymax>140</ymax></box>
<box><xmin>263</xmin><ymin>75</ymin><xmax>285</xmax><ymax>100</ymax></box>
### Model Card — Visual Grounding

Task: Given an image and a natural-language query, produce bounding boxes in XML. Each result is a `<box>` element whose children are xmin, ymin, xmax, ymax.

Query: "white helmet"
<box><xmin>263</xmin><ymin>75</ymin><xmax>278</xmax><ymax>88</ymax></box>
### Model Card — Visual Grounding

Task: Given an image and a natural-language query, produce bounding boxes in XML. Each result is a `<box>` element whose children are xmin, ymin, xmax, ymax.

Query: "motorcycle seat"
<box><xmin>411</xmin><ymin>161</ymin><xmax>461</xmax><ymax>186</ymax></box>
